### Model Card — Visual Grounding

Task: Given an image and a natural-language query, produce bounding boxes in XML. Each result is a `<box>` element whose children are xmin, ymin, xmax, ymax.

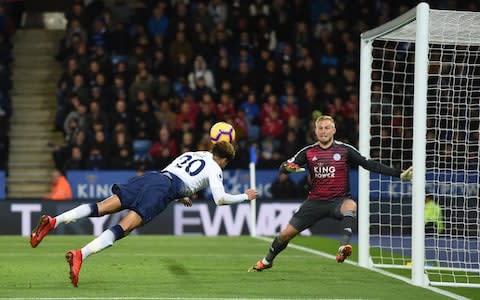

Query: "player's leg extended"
<box><xmin>249</xmin><ymin>224</ymin><xmax>299</xmax><ymax>272</ymax></box>
<box><xmin>30</xmin><ymin>195</ymin><xmax>122</xmax><ymax>248</ymax></box>
<box><xmin>67</xmin><ymin>210</ymin><xmax>143</xmax><ymax>287</ymax></box>
<box><xmin>336</xmin><ymin>199</ymin><xmax>357</xmax><ymax>263</ymax></box>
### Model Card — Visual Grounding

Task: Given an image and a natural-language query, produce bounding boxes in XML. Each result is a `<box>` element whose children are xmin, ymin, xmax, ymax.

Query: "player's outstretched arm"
<box><xmin>210</xmin><ymin>186</ymin><xmax>258</xmax><ymax>205</ymax></box>
<box><xmin>400</xmin><ymin>166</ymin><xmax>413</xmax><ymax>181</ymax></box>
<box><xmin>175</xmin><ymin>197</ymin><xmax>193</xmax><ymax>207</ymax></box>
<box><xmin>244</xmin><ymin>189</ymin><xmax>258</xmax><ymax>201</ymax></box>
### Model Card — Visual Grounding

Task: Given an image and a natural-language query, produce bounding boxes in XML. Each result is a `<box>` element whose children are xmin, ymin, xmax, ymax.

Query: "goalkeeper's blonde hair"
<box><xmin>315</xmin><ymin>115</ymin><xmax>336</xmax><ymax>127</ymax></box>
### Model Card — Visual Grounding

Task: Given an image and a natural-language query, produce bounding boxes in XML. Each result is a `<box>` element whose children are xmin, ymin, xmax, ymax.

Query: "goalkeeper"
<box><xmin>29</xmin><ymin>141</ymin><xmax>258</xmax><ymax>287</ymax></box>
<box><xmin>249</xmin><ymin>115</ymin><xmax>413</xmax><ymax>271</ymax></box>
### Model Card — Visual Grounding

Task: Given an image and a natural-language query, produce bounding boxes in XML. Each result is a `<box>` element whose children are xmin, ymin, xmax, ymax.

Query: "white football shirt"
<box><xmin>163</xmin><ymin>151</ymin><xmax>247</xmax><ymax>205</ymax></box>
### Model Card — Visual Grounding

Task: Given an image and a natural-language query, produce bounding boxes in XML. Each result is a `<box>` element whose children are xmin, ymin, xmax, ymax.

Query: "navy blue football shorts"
<box><xmin>289</xmin><ymin>197</ymin><xmax>350</xmax><ymax>232</ymax></box>
<box><xmin>111</xmin><ymin>171</ymin><xmax>182</xmax><ymax>224</ymax></box>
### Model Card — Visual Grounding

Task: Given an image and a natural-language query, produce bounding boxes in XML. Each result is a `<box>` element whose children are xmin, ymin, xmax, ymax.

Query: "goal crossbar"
<box><xmin>362</xmin><ymin>7</ymin><xmax>480</xmax><ymax>45</ymax></box>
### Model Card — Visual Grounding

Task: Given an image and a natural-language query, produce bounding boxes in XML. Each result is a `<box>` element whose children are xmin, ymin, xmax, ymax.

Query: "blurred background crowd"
<box><xmin>0</xmin><ymin>0</ymin><xmax>20</xmax><ymax>170</ymax></box>
<box><xmin>2</xmin><ymin>0</ymin><xmax>476</xmax><ymax>174</ymax></box>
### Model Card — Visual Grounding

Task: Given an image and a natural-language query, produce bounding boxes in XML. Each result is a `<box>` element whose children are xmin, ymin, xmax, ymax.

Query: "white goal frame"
<box><xmin>359</xmin><ymin>2</ymin><xmax>480</xmax><ymax>288</ymax></box>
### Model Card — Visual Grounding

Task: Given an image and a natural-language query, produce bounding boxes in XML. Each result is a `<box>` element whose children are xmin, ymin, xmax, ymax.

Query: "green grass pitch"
<box><xmin>0</xmin><ymin>235</ymin><xmax>475</xmax><ymax>299</ymax></box>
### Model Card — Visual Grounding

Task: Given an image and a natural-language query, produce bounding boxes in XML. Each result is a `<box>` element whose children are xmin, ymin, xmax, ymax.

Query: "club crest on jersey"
<box><xmin>333</xmin><ymin>153</ymin><xmax>341</xmax><ymax>161</ymax></box>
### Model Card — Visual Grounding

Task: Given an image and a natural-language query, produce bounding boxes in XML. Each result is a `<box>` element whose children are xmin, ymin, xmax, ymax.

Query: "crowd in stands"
<box><xmin>0</xmin><ymin>1</ymin><xmax>19</xmax><ymax>170</ymax></box>
<box><xmin>51</xmin><ymin>0</ymin><xmax>363</xmax><ymax>172</ymax></box>
<box><xmin>51</xmin><ymin>0</ymin><xmax>438</xmax><ymax>173</ymax></box>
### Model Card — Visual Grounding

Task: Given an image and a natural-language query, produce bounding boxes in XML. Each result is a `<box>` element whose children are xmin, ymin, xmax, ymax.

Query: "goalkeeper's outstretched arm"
<box><xmin>345</xmin><ymin>143</ymin><xmax>412</xmax><ymax>180</ymax></box>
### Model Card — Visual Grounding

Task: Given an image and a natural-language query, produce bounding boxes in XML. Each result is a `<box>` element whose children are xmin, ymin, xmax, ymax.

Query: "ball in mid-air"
<box><xmin>210</xmin><ymin>122</ymin><xmax>235</xmax><ymax>143</ymax></box>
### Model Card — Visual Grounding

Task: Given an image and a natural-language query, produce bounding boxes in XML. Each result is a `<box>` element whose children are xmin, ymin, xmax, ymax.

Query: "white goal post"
<box><xmin>359</xmin><ymin>2</ymin><xmax>480</xmax><ymax>287</ymax></box>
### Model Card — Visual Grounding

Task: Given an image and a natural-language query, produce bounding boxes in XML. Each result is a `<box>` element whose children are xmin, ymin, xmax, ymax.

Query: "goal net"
<box><xmin>359</xmin><ymin>3</ymin><xmax>480</xmax><ymax>287</ymax></box>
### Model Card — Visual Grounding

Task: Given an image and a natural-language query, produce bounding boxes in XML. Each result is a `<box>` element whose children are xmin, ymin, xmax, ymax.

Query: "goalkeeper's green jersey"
<box><xmin>424</xmin><ymin>199</ymin><xmax>444</xmax><ymax>233</ymax></box>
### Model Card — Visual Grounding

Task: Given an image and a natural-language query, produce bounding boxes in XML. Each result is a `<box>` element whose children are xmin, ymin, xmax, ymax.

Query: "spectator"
<box><xmin>108</xmin><ymin>0</ymin><xmax>133</xmax><ymax>26</ymax></box>
<box><xmin>0</xmin><ymin>4</ymin><xmax>15</xmax><ymax>37</ymax></box>
<box><xmin>85</xmin><ymin>146</ymin><xmax>108</xmax><ymax>170</ymax></box>
<box><xmin>196</xmin><ymin>132</ymin><xmax>212</xmax><ymax>151</ymax></box>
<box><xmin>86</xmin><ymin>100</ymin><xmax>107</xmax><ymax>133</ymax></box>
<box><xmin>109</xmin><ymin>99</ymin><xmax>131</xmax><ymax>134</ymax></box>
<box><xmin>154</xmin><ymin>100</ymin><xmax>177</xmax><ymax>130</ymax></box>
<box><xmin>216</xmin><ymin>92</ymin><xmax>236</xmax><ymax>120</ymax></box>
<box><xmin>89</xmin><ymin>18</ymin><xmax>107</xmax><ymax>49</ymax></box>
<box><xmin>271</xmin><ymin>173</ymin><xmax>298</xmax><ymax>199</ymax></box>
<box><xmin>51</xmin><ymin>129</ymin><xmax>88</xmax><ymax>171</ymax></box>
<box><xmin>240</xmin><ymin>92</ymin><xmax>260</xmax><ymax>139</ymax></box>
<box><xmin>43</xmin><ymin>169</ymin><xmax>73</xmax><ymax>201</ymax></box>
<box><xmin>149</xmin><ymin>126</ymin><xmax>178</xmax><ymax>168</ymax></box>
<box><xmin>63</xmin><ymin>145</ymin><xmax>86</xmax><ymax>171</ymax></box>
<box><xmin>106</xmin><ymin>21</ymin><xmax>130</xmax><ymax>55</ymax></box>
<box><xmin>191</xmin><ymin>21</ymin><xmax>211</xmax><ymax>61</ymax></box>
<box><xmin>151</xmin><ymin>50</ymin><xmax>169</xmax><ymax>78</ymax></box>
<box><xmin>65</xmin><ymin>1</ymin><xmax>88</xmax><ymax>28</ymax></box>
<box><xmin>282</xmin><ymin>128</ymin><xmax>302</xmax><ymax>159</ymax></box>
<box><xmin>147</xmin><ymin>4</ymin><xmax>169</xmax><ymax>38</ymax></box>
<box><xmin>178</xmin><ymin>130</ymin><xmax>195</xmax><ymax>153</ymax></box>
<box><xmin>261</xmin><ymin>110</ymin><xmax>284</xmax><ymax>139</ymax></box>
<box><xmin>110</xmin><ymin>130</ymin><xmax>134</xmax><ymax>169</ymax></box>
<box><xmin>65</xmin><ymin>72</ymin><xmax>88</xmax><ymax>105</ymax></box>
<box><xmin>171</xmin><ymin>53</ymin><xmax>190</xmax><ymax>84</ymax></box>
<box><xmin>188</xmin><ymin>55</ymin><xmax>216</xmax><ymax>92</ymax></box>
<box><xmin>63</xmin><ymin>103</ymin><xmax>88</xmax><ymax>143</ymax></box>
<box><xmin>195</xmin><ymin>98</ymin><xmax>217</xmax><ymax>133</ymax></box>
<box><xmin>56</xmin><ymin>18</ymin><xmax>88</xmax><ymax>61</ymax></box>
<box><xmin>208</xmin><ymin>0</ymin><xmax>228</xmax><ymax>25</ymax></box>
<box><xmin>3</xmin><ymin>0</ymin><xmax>25</xmax><ymax>29</ymax></box>
<box><xmin>175</xmin><ymin>101</ymin><xmax>196</xmax><ymax>132</ymax></box>
<box><xmin>129</xmin><ymin>69</ymin><xmax>153</xmax><ymax>100</ymax></box>
<box><xmin>296</xmin><ymin>174</ymin><xmax>312</xmax><ymax>198</ymax></box>
<box><xmin>169</xmin><ymin>31</ymin><xmax>193</xmax><ymax>65</ymax></box>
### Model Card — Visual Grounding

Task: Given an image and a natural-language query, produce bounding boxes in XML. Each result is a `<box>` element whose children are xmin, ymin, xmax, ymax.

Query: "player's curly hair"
<box><xmin>211</xmin><ymin>141</ymin><xmax>235</xmax><ymax>162</ymax></box>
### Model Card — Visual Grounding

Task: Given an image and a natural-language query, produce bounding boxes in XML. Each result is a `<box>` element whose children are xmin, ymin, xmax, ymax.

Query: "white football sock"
<box><xmin>81</xmin><ymin>229</ymin><xmax>115</xmax><ymax>260</ymax></box>
<box><xmin>55</xmin><ymin>204</ymin><xmax>93</xmax><ymax>228</ymax></box>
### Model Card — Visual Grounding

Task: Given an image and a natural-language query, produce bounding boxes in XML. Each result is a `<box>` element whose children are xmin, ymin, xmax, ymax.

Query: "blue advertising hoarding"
<box><xmin>67</xmin><ymin>169</ymin><xmax>478</xmax><ymax>201</ymax></box>
<box><xmin>67</xmin><ymin>169</ymin><xmax>357</xmax><ymax>200</ymax></box>
<box><xmin>68</xmin><ymin>170</ymin><xmax>136</xmax><ymax>199</ymax></box>
<box><xmin>0</xmin><ymin>171</ymin><xmax>4</xmax><ymax>200</ymax></box>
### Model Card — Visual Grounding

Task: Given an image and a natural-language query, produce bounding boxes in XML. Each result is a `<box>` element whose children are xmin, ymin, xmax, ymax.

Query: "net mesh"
<box><xmin>368</xmin><ymin>10</ymin><xmax>480</xmax><ymax>285</ymax></box>
<box><xmin>369</xmin><ymin>39</ymin><xmax>414</xmax><ymax>267</ymax></box>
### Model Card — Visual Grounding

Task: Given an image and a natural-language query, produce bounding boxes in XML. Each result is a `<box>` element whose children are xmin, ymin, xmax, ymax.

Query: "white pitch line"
<box><xmin>0</xmin><ymin>253</ymin><xmax>309</xmax><ymax>258</ymax></box>
<box><xmin>0</xmin><ymin>298</ymin><xmax>369</xmax><ymax>300</ymax></box>
<box><xmin>253</xmin><ymin>236</ymin><xmax>470</xmax><ymax>300</ymax></box>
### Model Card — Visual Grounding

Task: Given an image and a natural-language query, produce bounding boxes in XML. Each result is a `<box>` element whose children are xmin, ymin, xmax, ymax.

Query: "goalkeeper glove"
<box><xmin>284</xmin><ymin>162</ymin><xmax>305</xmax><ymax>173</ymax></box>
<box><xmin>400</xmin><ymin>166</ymin><xmax>413</xmax><ymax>181</ymax></box>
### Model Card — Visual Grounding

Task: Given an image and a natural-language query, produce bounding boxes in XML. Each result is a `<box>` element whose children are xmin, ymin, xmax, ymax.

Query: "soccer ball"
<box><xmin>210</xmin><ymin>122</ymin><xmax>235</xmax><ymax>143</ymax></box>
